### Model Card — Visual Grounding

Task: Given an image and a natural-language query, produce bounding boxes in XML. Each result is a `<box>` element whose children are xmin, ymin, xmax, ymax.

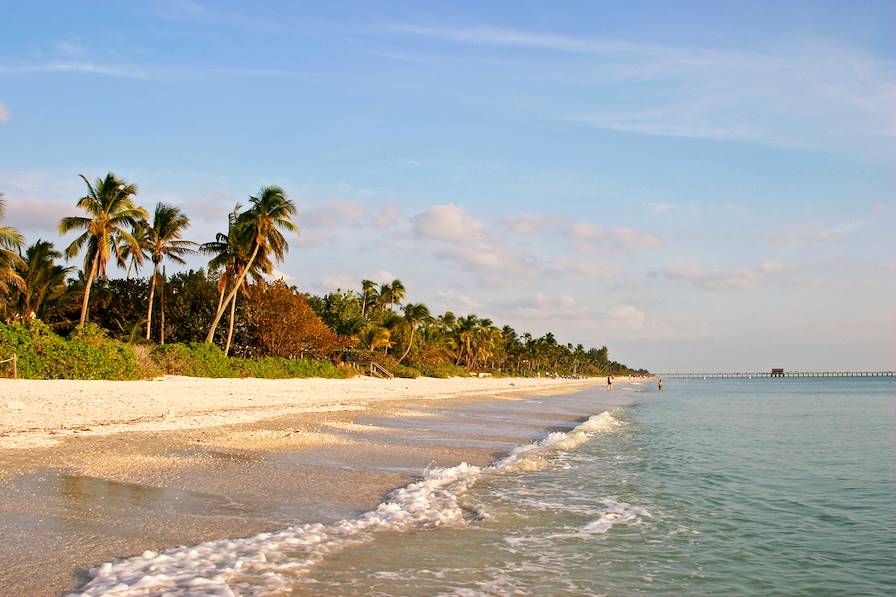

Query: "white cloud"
<box><xmin>646</xmin><ymin>201</ymin><xmax>677</xmax><ymax>213</ymax></box>
<box><xmin>548</xmin><ymin>258</ymin><xmax>624</xmax><ymax>279</ymax></box>
<box><xmin>412</xmin><ymin>204</ymin><xmax>535</xmax><ymax>285</ymax></box>
<box><xmin>300</xmin><ymin>199</ymin><xmax>366</xmax><ymax>228</ymax></box>
<box><xmin>427</xmin><ymin>291</ymin><xmax>483</xmax><ymax>314</ymax></box>
<box><xmin>604</xmin><ymin>304</ymin><xmax>647</xmax><ymax>329</ymax></box>
<box><xmin>3</xmin><ymin>198</ymin><xmax>78</xmax><ymax>232</ymax></box>
<box><xmin>266</xmin><ymin>268</ymin><xmax>295</xmax><ymax>283</ymax></box>
<box><xmin>663</xmin><ymin>262</ymin><xmax>791</xmax><ymax>290</ymax></box>
<box><xmin>317</xmin><ymin>274</ymin><xmax>356</xmax><ymax>292</ymax></box>
<box><xmin>0</xmin><ymin>102</ymin><xmax>9</xmax><ymax>124</ymax></box>
<box><xmin>772</xmin><ymin>221</ymin><xmax>864</xmax><ymax>247</ymax></box>
<box><xmin>502</xmin><ymin>213</ymin><xmax>567</xmax><ymax>235</ymax></box>
<box><xmin>572</xmin><ymin>222</ymin><xmax>661</xmax><ymax>251</ymax></box>
<box><xmin>413</xmin><ymin>203</ymin><xmax>484</xmax><ymax>242</ymax></box>
<box><xmin>496</xmin><ymin>293</ymin><xmax>583</xmax><ymax>320</ymax></box>
<box><xmin>367</xmin><ymin>270</ymin><xmax>396</xmax><ymax>284</ymax></box>
<box><xmin>433</xmin><ymin>242</ymin><xmax>535</xmax><ymax>287</ymax></box>
<box><xmin>759</xmin><ymin>260</ymin><xmax>788</xmax><ymax>273</ymax></box>
<box><xmin>374</xmin><ymin>204</ymin><xmax>402</xmax><ymax>229</ymax></box>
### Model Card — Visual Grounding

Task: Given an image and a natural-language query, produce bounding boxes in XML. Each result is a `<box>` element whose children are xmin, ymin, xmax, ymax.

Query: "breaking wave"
<box><xmin>72</xmin><ymin>411</ymin><xmax>625</xmax><ymax>596</ymax></box>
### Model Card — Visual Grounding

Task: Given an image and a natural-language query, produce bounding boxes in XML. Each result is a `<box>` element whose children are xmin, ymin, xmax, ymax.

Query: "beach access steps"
<box><xmin>368</xmin><ymin>362</ymin><xmax>393</xmax><ymax>379</ymax></box>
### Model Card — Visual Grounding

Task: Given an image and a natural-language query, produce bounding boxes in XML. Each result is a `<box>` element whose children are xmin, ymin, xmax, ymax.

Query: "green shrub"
<box><xmin>0</xmin><ymin>320</ymin><xmax>350</xmax><ymax>380</ymax></box>
<box><xmin>151</xmin><ymin>342</ymin><xmax>236</xmax><ymax>378</ymax></box>
<box><xmin>392</xmin><ymin>364</ymin><xmax>421</xmax><ymax>378</ymax></box>
<box><xmin>150</xmin><ymin>343</ymin><xmax>347</xmax><ymax>379</ymax></box>
<box><xmin>417</xmin><ymin>362</ymin><xmax>466</xmax><ymax>378</ymax></box>
<box><xmin>0</xmin><ymin>320</ymin><xmax>138</xmax><ymax>380</ymax></box>
<box><xmin>232</xmin><ymin>355</ymin><xmax>346</xmax><ymax>379</ymax></box>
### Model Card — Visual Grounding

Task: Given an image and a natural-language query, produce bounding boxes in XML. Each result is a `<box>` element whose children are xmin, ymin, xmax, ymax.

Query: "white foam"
<box><xmin>72</xmin><ymin>411</ymin><xmax>625</xmax><ymax>596</ymax></box>
<box><xmin>581</xmin><ymin>499</ymin><xmax>651</xmax><ymax>534</ymax></box>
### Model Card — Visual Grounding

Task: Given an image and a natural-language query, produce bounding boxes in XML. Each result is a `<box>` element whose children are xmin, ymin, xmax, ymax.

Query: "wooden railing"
<box><xmin>368</xmin><ymin>362</ymin><xmax>393</xmax><ymax>379</ymax></box>
<box><xmin>0</xmin><ymin>353</ymin><xmax>17</xmax><ymax>379</ymax></box>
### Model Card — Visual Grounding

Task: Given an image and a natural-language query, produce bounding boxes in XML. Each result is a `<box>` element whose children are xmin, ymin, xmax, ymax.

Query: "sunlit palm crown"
<box><xmin>241</xmin><ymin>185</ymin><xmax>298</xmax><ymax>262</ymax></box>
<box><xmin>146</xmin><ymin>203</ymin><xmax>196</xmax><ymax>266</ymax></box>
<box><xmin>59</xmin><ymin>173</ymin><xmax>148</xmax><ymax>276</ymax></box>
<box><xmin>0</xmin><ymin>195</ymin><xmax>26</xmax><ymax>300</ymax></box>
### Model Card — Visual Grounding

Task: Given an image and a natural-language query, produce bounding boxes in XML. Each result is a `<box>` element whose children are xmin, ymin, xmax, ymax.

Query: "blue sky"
<box><xmin>1</xmin><ymin>1</ymin><xmax>894</xmax><ymax>370</ymax></box>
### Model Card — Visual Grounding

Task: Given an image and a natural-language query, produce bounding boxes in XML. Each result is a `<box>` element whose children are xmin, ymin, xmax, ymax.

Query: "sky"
<box><xmin>1</xmin><ymin>0</ymin><xmax>894</xmax><ymax>371</ymax></box>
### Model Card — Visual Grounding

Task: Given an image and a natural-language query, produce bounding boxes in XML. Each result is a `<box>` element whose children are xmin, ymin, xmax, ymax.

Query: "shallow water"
<box><xmin>73</xmin><ymin>379</ymin><xmax>895</xmax><ymax>595</ymax></box>
<box><xmin>302</xmin><ymin>378</ymin><xmax>896</xmax><ymax>596</ymax></box>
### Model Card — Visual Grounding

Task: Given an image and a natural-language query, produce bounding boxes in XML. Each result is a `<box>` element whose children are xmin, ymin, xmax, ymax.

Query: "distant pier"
<box><xmin>654</xmin><ymin>371</ymin><xmax>895</xmax><ymax>379</ymax></box>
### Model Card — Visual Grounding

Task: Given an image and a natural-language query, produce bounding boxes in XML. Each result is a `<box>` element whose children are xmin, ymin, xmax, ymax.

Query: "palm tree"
<box><xmin>398</xmin><ymin>303</ymin><xmax>431</xmax><ymax>364</ymax></box>
<box><xmin>201</xmin><ymin>203</ymin><xmax>271</xmax><ymax>354</ymax></box>
<box><xmin>143</xmin><ymin>203</ymin><xmax>195</xmax><ymax>341</ymax></box>
<box><xmin>0</xmin><ymin>194</ymin><xmax>26</xmax><ymax>310</ymax></box>
<box><xmin>120</xmin><ymin>219</ymin><xmax>150</xmax><ymax>279</ymax></box>
<box><xmin>59</xmin><ymin>174</ymin><xmax>147</xmax><ymax>326</ymax></box>
<box><xmin>359</xmin><ymin>279</ymin><xmax>377</xmax><ymax>318</ymax></box>
<box><xmin>360</xmin><ymin>325</ymin><xmax>392</xmax><ymax>352</ymax></box>
<box><xmin>12</xmin><ymin>240</ymin><xmax>74</xmax><ymax>321</ymax></box>
<box><xmin>204</xmin><ymin>186</ymin><xmax>297</xmax><ymax>345</ymax></box>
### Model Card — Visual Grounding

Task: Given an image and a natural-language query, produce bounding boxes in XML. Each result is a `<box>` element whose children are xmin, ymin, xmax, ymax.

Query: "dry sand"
<box><xmin>0</xmin><ymin>375</ymin><xmax>621</xmax><ymax>595</ymax></box>
<box><xmin>0</xmin><ymin>375</ymin><xmax>600</xmax><ymax>449</ymax></box>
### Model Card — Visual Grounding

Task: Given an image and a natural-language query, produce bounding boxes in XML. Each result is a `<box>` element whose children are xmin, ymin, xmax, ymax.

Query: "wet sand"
<box><xmin>0</xmin><ymin>377</ymin><xmax>632</xmax><ymax>596</ymax></box>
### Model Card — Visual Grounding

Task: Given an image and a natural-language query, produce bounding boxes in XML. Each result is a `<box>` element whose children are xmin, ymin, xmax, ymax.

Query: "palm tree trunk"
<box><xmin>79</xmin><ymin>253</ymin><xmax>99</xmax><ymax>327</ymax></box>
<box><xmin>398</xmin><ymin>326</ymin><xmax>416</xmax><ymax>364</ymax></box>
<box><xmin>205</xmin><ymin>244</ymin><xmax>259</xmax><ymax>344</ymax></box>
<box><xmin>146</xmin><ymin>262</ymin><xmax>159</xmax><ymax>340</ymax></box>
<box><xmin>215</xmin><ymin>282</ymin><xmax>226</xmax><ymax>316</ymax></box>
<box><xmin>160</xmin><ymin>266</ymin><xmax>167</xmax><ymax>344</ymax></box>
<box><xmin>224</xmin><ymin>290</ymin><xmax>237</xmax><ymax>356</ymax></box>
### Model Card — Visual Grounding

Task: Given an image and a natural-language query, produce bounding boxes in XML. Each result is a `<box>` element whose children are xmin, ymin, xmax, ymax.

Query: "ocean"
<box><xmin>75</xmin><ymin>378</ymin><xmax>895</xmax><ymax>596</ymax></box>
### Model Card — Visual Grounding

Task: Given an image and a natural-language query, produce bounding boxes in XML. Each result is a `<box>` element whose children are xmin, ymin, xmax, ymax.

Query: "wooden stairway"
<box><xmin>368</xmin><ymin>362</ymin><xmax>393</xmax><ymax>379</ymax></box>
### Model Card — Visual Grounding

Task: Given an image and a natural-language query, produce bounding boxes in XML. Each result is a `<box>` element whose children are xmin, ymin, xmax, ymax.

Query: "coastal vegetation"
<box><xmin>0</xmin><ymin>177</ymin><xmax>646</xmax><ymax>380</ymax></box>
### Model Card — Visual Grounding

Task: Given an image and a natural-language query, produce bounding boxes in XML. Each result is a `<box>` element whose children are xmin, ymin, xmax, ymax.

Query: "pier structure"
<box><xmin>654</xmin><ymin>371</ymin><xmax>894</xmax><ymax>379</ymax></box>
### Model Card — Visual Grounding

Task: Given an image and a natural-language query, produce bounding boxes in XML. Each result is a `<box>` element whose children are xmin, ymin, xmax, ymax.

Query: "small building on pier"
<box><xmin>771</xmin><ymin>368</ymin><xmax>785</xmax><ymax>377</ymax></box>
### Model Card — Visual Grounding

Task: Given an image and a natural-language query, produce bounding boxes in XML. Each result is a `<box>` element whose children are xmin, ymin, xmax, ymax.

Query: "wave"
<box><xmin>71</xmin><ymin>411</ymin><xmax>625</xmax><ymax>596</ymax></box>
<box><xmin>581</xmin><ymin>499</ymin><xmax>651</xmax><ymax>534</ymax></box>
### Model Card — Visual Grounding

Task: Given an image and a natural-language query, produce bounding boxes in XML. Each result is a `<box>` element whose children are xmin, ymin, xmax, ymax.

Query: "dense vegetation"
<box><xmin>0</xmin><ymin>178</ymin><xmax>647</xmax><ymax>380</ymax></box>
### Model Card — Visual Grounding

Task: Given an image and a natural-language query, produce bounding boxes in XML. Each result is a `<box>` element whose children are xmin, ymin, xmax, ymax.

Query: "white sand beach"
<box><xmin>0</xmin><ymin>375</ymin><xmax>604</xmax><ymax>449</ymax></box>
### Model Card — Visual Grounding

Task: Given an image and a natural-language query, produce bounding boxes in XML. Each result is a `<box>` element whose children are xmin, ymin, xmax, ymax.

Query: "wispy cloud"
<box><xmin>300</xmin><ymin>200</ymin><xmax>366</xmax><ymax>228</ymax></box>
<box><xmin>394</xmin><ymin>24</ymin><xmax>647</xmax><ymax>54</ymax></box>
<box><xmin>772</xmin><ymin>221</ymin><xmax>865</xmax><ymax>247</ymax></box>
<box><xmin>396</xmin><ymin>23</ymin><xmax>896</xmax><ymax>146</ymax></box>
<box><xmin>572</xmin><ymin>222</ymin><xmax>661</xmax><ymax>252</ymax></box>
<box><xmin>0</xmin><ymin>62</ymin><xmax>150</xmax><ymax>79</ymax></box>
<box><xmin>0</xmin><ymin>101</ymin><xmax>9</xmax><ymax>124</ymax></box>
<box><xmin>546</xmin><ymin>258</ymin><xmax>625</xmax><ymax>280</ymax></box>
<box><xmin>663</xmin><ymin>261</ymin><xmax>791</xmax><ymax>291</ymax></box>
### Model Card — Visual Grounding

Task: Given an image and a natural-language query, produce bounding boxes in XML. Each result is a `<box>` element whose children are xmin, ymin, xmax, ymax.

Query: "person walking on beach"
<box><xmin>607</xmin><ymin>375</ymin><xmax>613</xmax><ymax>390</ymax></box>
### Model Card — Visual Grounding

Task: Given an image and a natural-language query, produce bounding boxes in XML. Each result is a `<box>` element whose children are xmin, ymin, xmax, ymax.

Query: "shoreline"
<box><xmin>0</xmin><ymin>375</ymin><xmax>631</xmax><ymax>596</ymax></box>
<box><xmin>0</xmin><ymin>375</ymin><xmax>607</xmax><ymax>450</ymax></box>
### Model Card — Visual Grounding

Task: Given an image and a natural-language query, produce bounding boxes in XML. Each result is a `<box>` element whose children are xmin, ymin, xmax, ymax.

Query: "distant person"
<box><xmin>658</xmin><ymin>379</ymin><xmax>664</xmax><ymax>390</ymax></box>
<box><xmin>607</xmin><ymin>375</ymin><xmax>613</xmax><ymax>390</ymax></box>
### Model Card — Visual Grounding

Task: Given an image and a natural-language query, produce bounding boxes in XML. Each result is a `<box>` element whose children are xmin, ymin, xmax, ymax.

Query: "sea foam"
<box><xmin>71</xmin><ymin>411</ymin><xmax>624</xmax><ymax>596</ymax></box>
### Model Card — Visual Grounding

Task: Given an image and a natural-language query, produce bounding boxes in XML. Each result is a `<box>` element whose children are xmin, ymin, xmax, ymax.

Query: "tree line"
<box><xmin>0</xmin><ymin>174</ymin><xmax>646</xmax><ymax>378</ymax></box>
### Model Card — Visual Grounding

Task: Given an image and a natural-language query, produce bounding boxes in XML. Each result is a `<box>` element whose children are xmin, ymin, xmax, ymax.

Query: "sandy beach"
<box><xmin>0</xmin><ymin>375</ymin><xmax>603</xmax><ymax>450</ymax></box>
<box><xmin>0</xmin><ymin>375</ymin><xmax>625</xmax><ymax>595</ymax></box>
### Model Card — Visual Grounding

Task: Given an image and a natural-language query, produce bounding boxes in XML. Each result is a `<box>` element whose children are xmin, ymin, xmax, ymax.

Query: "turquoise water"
<box><xmin>303</xmin><ymin>378</ymin><xmax>896</xmax><ymax>595</ymax></box>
